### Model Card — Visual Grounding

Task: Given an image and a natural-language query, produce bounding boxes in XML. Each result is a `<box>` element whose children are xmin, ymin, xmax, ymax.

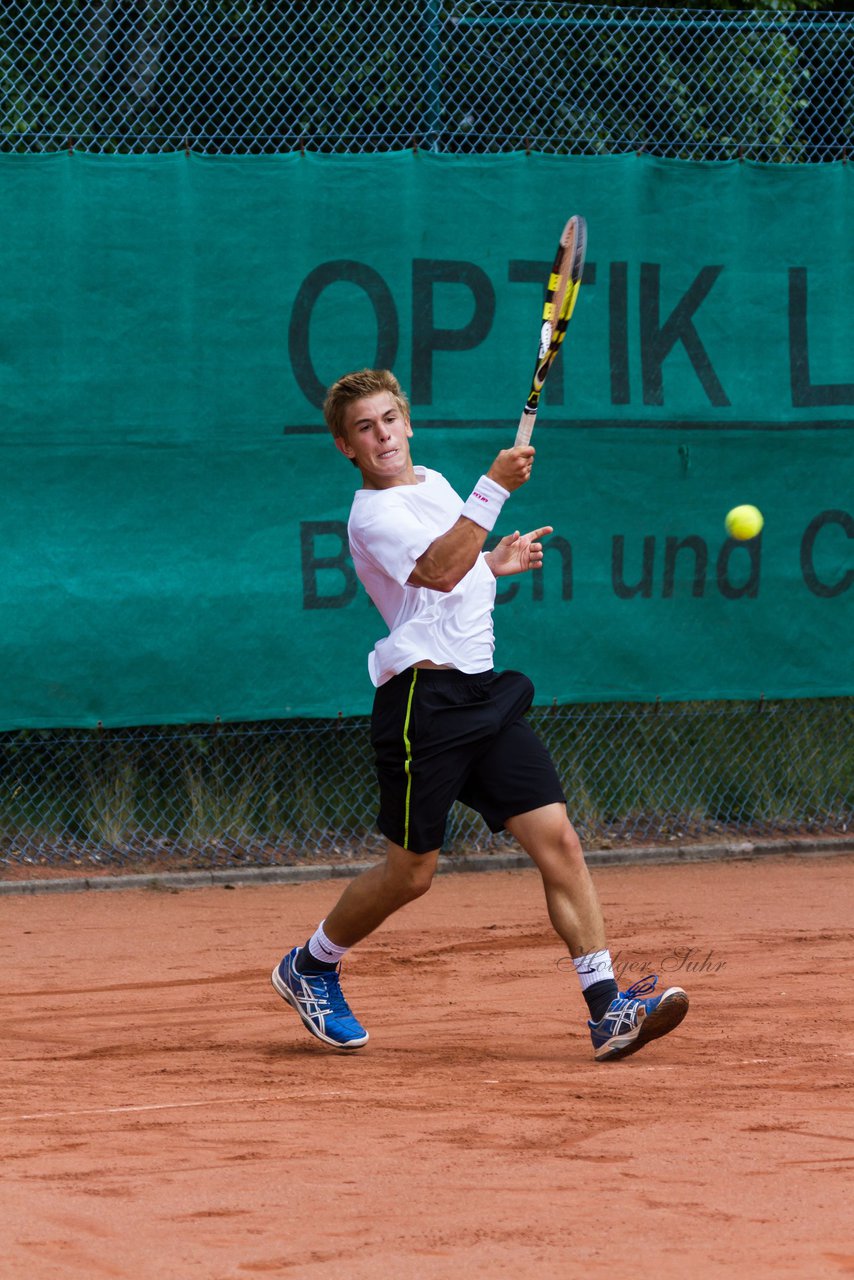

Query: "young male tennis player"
<box><xmin>273</xmin><ymin>369</ymin><xmax>689</xmax><ymax>1061</ymax></box>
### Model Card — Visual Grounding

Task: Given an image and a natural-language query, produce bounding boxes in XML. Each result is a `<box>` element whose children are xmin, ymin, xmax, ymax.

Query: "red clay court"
<box><xmin>3</xmin><ymin>854</ymin><xmax>853</xmax><ymax>1278</ymax></box>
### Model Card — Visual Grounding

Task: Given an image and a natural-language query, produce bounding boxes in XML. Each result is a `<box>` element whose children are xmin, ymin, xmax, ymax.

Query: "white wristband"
<box><xmin>461</xmin><ymin>474</ymin><xmax>510</xmax><ymax>532</ymax></box>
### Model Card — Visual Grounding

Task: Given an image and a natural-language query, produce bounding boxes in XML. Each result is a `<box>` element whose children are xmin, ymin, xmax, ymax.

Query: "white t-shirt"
<box><xmin>348</xmin><ymin>467</ymin><xmax>497</xmax><ymax>686</ymax></box>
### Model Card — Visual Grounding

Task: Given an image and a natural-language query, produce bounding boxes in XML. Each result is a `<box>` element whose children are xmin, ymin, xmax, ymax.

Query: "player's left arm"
<box><xmin>484</xmin><ymin>526</ymin><xmax>554</xmax><ymax>578</ymax></box>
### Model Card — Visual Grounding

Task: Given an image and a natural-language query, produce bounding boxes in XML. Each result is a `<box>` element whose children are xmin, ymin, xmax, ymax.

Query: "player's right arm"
<box><xmin>407</xmin><ymin>447</ymin><xmax>534</xmax><ymax>593</ymax></box>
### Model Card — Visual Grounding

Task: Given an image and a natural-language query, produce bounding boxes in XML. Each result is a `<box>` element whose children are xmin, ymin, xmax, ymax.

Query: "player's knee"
<box><xmin>405</xmin><ymin>868</ymin><xmax>434</xmax><ymax>901</ymax></box>
<box><xmin>383</xmin><ymin>848</ymin><xmax>436</xmax><ymax>904</ymax></box>
<box><xmin>401</xmin><ymin>857</ymin><xmax>436</xmax><ymax>901</ymax></box>
<box><xmin>561</xmin><ymin>823</ymin><xmax>585</xmax><ymax>869</ymax></box>
<box><xmin>546</xmin><ymin>819</ymin><xmax>585</xmax><ymax>877</ymax></box>
<box><xmin>388</xmin><ymin>873</ymin><xmax>433</xmax><ymax>909</ymax></box>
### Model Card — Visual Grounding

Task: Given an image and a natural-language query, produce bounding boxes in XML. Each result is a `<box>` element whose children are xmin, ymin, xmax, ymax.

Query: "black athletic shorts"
<box><xmin>370</xmin><ymin>667</ymin><xmax>567</xmax><ymax>854</ymax></box>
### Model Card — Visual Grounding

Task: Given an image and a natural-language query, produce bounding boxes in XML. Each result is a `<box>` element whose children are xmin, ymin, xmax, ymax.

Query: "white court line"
<box><xmin>624</xmin><ymin>1058</ymin><xmax>774</xmax><ymax>1070</ymax></box>
<box><xmin>2</xmin><ymin>1094</ymin><xmax>342</xmax><ymax>1123</ymax></box>
<box><xmin>7</xmin><ymin>1053</ymin><xmax>844</xmax><ymax>1119</ymax></box>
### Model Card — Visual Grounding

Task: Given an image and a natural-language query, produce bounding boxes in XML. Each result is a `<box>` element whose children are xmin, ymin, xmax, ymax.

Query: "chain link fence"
<box><xmin>2</xmin><ymin>4</ymin><xmax>852</xmax><ymax>876</ymax></box>
<box><xmin>1</xmin><ymin>2</ymin><xmax>851</xmax><ymax>160</ymax></box>
<box><xmin>1</xmin><ymin>700</ymin><xmax>851</xmax><ymax>876</ymax></box>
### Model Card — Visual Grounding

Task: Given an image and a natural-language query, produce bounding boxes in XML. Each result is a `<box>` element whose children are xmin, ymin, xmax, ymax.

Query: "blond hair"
<box><xmin>323</xmin><ymin>369</ymin><xmax>411</xmax><ymax>444</ymax></box>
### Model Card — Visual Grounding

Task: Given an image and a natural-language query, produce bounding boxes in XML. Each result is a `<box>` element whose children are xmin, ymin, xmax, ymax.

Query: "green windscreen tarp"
<box><xmin>0</xmin><ymin>152</ymin><xmax>851</xmax><ymax>726</ymax></box>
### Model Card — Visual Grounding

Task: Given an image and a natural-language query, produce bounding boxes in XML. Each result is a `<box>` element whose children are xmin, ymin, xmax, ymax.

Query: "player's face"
<box><xmin>336</xmin><ymin>391</ymin><xmax>416</xmax><ymax>488</ymax></box>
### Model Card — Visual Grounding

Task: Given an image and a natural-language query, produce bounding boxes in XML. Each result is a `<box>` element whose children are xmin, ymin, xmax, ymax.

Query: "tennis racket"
<box><xmin>515</xmin><ymin>214</ymin><xmax>587</xmax><ymax>447</ymax></box>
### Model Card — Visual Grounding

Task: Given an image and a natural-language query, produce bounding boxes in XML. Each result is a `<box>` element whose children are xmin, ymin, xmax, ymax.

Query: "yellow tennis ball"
<box><xmin>725</xmin><ymin>504</ymin><xmax>764</xmax><ymax>541</ymax></box>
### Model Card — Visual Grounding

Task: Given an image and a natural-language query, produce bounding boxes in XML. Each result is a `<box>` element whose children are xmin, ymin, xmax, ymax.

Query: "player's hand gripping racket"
<box><xmin>515</xmin><ymin>214</ymin><xmax>587</xmax><ymax>447</ymax></box>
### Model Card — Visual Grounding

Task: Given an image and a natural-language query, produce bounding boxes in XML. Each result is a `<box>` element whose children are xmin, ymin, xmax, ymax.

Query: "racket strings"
<box><xmin>516</xmin><ymin>214</ymin><xmax>587</xmax><ymax>443</ymax></box>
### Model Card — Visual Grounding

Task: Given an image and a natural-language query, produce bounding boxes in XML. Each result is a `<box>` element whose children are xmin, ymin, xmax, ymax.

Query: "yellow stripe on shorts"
<box><xmin>402</xmin><ymin>669</ymin><xmax>418</xmax><ymax>849</ymax></box>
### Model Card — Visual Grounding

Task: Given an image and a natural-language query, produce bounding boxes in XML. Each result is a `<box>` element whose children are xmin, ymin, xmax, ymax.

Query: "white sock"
<box><xmin>572</xmin><ymin>949</ymin><xmax>615</xmax><ymax>993</ymax></box>
<box><xmin>307</xmin><ymin>919</ymin><xmax>349</xmax><ymax>967</ymax></box>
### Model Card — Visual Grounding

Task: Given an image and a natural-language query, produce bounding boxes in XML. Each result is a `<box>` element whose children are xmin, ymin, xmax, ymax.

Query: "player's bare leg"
<box><xmin>321</xmin><ymin>841</ymin><xmax>440</xmax><ymax>947</ymax></box>
<box><xmin>506</xmin><ymin>802</ymin><xmax>689</xmax><ymax>1061</ymax></box>
<box><xmin>505</xmin><ymin>802</ymin><xmax>606</xmax><ymax>957</ymax></box>
<box><xmin>272</xmin><ymin>842</ymin><xmax>438</xmax><ymax>1051</ymax></box>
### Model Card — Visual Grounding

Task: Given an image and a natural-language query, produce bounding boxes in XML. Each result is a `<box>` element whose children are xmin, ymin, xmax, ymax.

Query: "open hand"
<box><xmin>486</xmin><ymin>526</ymin><xmax>554</xmax><ymax>577</ymax></box>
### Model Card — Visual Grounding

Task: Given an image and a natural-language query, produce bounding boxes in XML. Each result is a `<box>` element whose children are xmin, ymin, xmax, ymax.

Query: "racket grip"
<box><xmin>515</xmin><ymin>409</ymin><xmax>536</xmax><ymax>448</ymax></box>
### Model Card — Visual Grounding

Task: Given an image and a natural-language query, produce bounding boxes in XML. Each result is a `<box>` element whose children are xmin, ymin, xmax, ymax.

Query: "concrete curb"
<box><xmin>1</xmin><ymin>835</ymin><xmax>852</xmax><ymax>896</ymax></box>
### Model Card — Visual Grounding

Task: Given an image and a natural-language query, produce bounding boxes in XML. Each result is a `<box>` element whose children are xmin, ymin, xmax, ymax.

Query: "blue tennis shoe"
<box><xmin>589</xmin><ymin>975</ymin><xmax>688</xmax><ymax>1061</ymax></box>
<box><xmin>272</xmin><ymin>947</ymin><xmax>369</xmax><ymax>1050</ymax></box>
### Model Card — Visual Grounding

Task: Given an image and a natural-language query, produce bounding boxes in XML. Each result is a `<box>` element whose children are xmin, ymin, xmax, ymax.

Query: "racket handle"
<box><xmin>515</xmin><ymin>408</ymin><xmax>537</xmax><ymax>448</ymax></box>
